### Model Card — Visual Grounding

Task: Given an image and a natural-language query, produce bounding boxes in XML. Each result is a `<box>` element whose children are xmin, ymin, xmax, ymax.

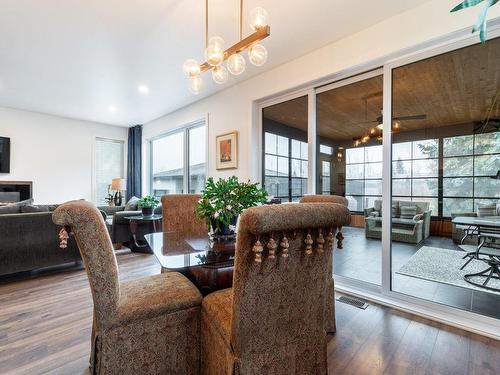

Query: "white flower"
<box><xmin>213</xmin><ymin>212</ymin><xmax>220</xmax><ymax>218</ymax></box>
<box><xmin>226</xmin><ymin>205</ymin><xmax>232</xmax><ymax>210</ymax></box>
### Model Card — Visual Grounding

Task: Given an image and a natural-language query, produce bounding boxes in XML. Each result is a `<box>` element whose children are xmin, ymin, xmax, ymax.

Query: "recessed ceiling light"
<box><xmin>138</xmin><ymin>85</ymin><xmax>149</xmax><ymax>95</ymax></box>
<box><xmin>108</xmin><ymin>105</ymin><xmax>117</xmax><ymax>113</ymax></box>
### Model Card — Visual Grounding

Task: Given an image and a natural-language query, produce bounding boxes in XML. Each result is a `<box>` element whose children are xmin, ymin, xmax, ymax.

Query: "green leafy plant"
<box><xmin>138</xmin><ymin>195</ymin><xmax>160</xmax><ymax>209</ymax></box>
<box><xmin>451</xmin><ymin>0</ymin><xmax>499</xmax><ymax>43</ymax></box>
<box><xmin>196</xmin><ymin>176</ymin><xmax>268</xmax><ymax>232</ymax></box>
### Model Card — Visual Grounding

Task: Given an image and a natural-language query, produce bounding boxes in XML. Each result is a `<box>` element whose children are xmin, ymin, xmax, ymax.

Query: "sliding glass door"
<box><xmin>390</xmin><ymin>37</ymin><xmax>500</xmax><ymax>319</ymax></box>
<box><xmin>316</xmin><ymin>71</ymin><xmax>383</xmax><ymax>285</ymax></box>
<box><xmin>258</xmin><ymin>31</ymin><xmax>500</xmax><ymax>331</ymax></box>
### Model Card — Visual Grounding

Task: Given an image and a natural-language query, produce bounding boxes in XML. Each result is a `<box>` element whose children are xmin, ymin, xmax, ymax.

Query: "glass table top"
<box><xmin>452</xmin><ymin>216</ymin><xmax>500</xmax><ymax>227</ymax></box>
<box><xmin>123</xmin><ymin>214</ymin><xmax>163</xmax><ymax>221</ymax></box>
<box><xmin>144</xmin><ymin>232</ymin><xmax>235</xmax><ymax>269</ymax></box>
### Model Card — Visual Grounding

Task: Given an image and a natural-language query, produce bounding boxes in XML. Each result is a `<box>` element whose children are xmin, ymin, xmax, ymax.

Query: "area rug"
<box><xmin>397</xmin><ymin>246</ymin><xmax>500</xmax><ymax>296</ymax></box>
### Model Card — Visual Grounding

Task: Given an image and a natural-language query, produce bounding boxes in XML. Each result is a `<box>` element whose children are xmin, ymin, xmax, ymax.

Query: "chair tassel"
<box><xmin>253</xmin><ymin>237</ymin><xmax>264</xmax><ymax>263</ymax></box>
<box><xmin>316</xmin><ymin>228</ymin><xmax>325</xmax><ymax>253</ymax></box>
<box><xmin>280</xmin><ymin>233</ymin><xmax>289</xmax><ymax>258</ymax></box>
<box><xmin>58</xmin><ymin>226</ymin><xmax>71</xmax><ymax>249</ymax></box>
<box><xmin>336</xmin><ymin>227</ymin><xmax>344</xmax><ymax>249</ymax></box>
<box><xmin>326</xmin><ymin>229</ymin><xmax>335</xmax><ymax>249</ymax></box>
<box><xmin>305</xmin><ymin>231</ymin><xmax>314</xmax><ymax>255</ymax></box>
<box><xmin>267</xmin><ymin>235</ymin><xmax>277</xmax><ymax>260</ymax></box>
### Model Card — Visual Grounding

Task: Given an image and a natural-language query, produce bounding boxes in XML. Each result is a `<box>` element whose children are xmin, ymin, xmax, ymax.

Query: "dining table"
<box><xmin>144</xmin><ymin>231</ymin><xmax>236</xmax><ymax>295</ymax></box>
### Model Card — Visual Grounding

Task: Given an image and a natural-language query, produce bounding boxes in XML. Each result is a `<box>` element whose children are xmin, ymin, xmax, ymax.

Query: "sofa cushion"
<box><xmin>0</xmin><ymin>199</ymin><xmax>34</xmax><ymax>214</ymax></box>
<box><xmin>392</xmin><ymin>205</ymin><xmax>399</xmax><ymax>218</ymax></box>
<box><xmin>400</xmin><ymin>205</ymin><xmax>417</xmax><ymax>219</ymax></box>
<box><xmin>124</xmin><ymin>196</ymin><xmax>140</xmax><ymax>211</ymax></box>
<box><xmin>20</xmin><ymin>205</ymin><xmax>50</xmax><ymax>213</ymax></box>
<box><xmin>477</xmin><ymin>203</ymin><xmax>497</xmax><ymax>217</ymax></box>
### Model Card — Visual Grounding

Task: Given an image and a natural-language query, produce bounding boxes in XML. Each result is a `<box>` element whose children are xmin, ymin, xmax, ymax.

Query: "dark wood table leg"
<box><xmin>129</xmin><ymin>219</ymin><xmax>153</xmax><ymax>254</ymax></box>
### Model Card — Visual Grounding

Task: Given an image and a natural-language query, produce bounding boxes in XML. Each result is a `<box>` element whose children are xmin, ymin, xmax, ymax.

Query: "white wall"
<box><xmin>0</xmin><ymin>107</ymin><xmax>127</xmax><ymax>204</ymax></box>
<box><xmin>142</xmin><ymin>0</ymin><xmax>500</xmax><ymax>192</ymax></box>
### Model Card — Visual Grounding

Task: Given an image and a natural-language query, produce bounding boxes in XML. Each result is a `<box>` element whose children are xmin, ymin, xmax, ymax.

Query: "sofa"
<box><xmin>451</xmin><ymin>202</ymin><xmax>500</xmax><ymax>244</ymax></box>
<box><xmin>0</xmin><ymin>201</ymin><xmax>80</xmax><ymax>277</ymax></box>
<box><xmin>364</xmin><ymin>199</ymin><xmax>431</xmax><ymax>244</ymax></box>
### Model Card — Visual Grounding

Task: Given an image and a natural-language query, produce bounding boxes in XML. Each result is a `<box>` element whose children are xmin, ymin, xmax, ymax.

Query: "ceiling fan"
<box><xmin>352</xmin><ymin>110</ymin><xmax>427</xmax><ymax>146</ymax></box>
<box><xmin>359</xmin><ymin>110</ymin><xmax>427</xmax><ymax>130</ymax></box>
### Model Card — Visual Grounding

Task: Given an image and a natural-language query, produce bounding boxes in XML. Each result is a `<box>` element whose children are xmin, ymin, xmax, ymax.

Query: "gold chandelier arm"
<box><xmin>240</xmin><ymin>0</ymin><xmax>243</xmax><ymax>41</ymax></box>
<box><xmin>205</xmin><ymin>0</ymin><xmax>208</xmax><ymax>48</ymax></box>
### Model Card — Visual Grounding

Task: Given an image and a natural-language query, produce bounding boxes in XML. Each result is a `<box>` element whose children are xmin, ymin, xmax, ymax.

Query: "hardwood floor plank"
<box><xmin>0</xmin><ymin>252</ymin><xmax>498</xmax><ymax>375</ymax></box>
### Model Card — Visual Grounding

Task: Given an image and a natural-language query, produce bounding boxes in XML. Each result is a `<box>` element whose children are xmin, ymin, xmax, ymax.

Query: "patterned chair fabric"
<box><xmin>299</xmin><ymin>194</ymin><xmax>350</xmax><ymax>334</ymax></box>
<box><xmin>201</xmin><ymin>203</ymin><xmax>351</xmax><ymax>375</ymax></box>
<box><xmin>161</xmin><ymin>194</ymin><xmax>207</xmax><ymax>236</ymax></box>
<box><xmin>53</xmin><ymin>200</ymin><xmax>202</xmax><ymax>375</ymax></box>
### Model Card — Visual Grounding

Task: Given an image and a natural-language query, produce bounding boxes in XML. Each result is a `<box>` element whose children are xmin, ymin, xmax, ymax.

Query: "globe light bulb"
<box><xmin>183</xmin><ymin>59</ymin><xmax>200</xmax><ymax>77</ymax></box>
<box><xmin>227</xmin><ymin>53</ymin><xmax>246</xmax><ymax>75</ymax></box>
<box><xmin>189</xmin><ymin>75</ymin><xmax>203</xmax><ymax>94</ymax></box>
<box><xmin>248</xmin><ymin>44</ymin><xmax>268</xmax><ymax>66</ymax></box>
<box><xmin>249</xmin><ymin>7</ymin><xmax>268</xmax><ymax>31</ymax></box>
<box><xmin>212</xmin><ymin>65</ymin><xmax>228</xmax><ymax>84</ymax></box>
<box><xmin>204</xmin><ymin>36</ymin><xmax>225</xmax><ymax>67</ymax></box>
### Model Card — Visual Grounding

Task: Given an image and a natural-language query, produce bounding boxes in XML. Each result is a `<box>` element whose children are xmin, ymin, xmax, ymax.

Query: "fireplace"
<box><xmin>0</xmin><ymin>181</ymin><xmax>33</xmax><ymax>204</ymax></box>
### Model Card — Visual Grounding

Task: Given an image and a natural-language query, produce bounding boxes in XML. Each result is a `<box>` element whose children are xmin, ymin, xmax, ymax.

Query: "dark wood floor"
<box><xmin>0</xmin><ymin>252</ymin><xmax>498</xmax><ymax>375</ymax></box>
<box><xmin>335</xmin><ymin>227</ymin><xmax>500</xmax><ymax>319</ymax></box>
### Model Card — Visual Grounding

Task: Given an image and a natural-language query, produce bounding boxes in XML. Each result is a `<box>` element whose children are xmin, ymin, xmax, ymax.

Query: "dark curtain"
<box><xmin>126</xmin><ymin>125</ymin><xmax>142</xmax><ymax>200</ymax></box>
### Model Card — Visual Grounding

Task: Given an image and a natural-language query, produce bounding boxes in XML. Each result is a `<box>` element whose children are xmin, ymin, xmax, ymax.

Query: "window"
<box><xmin>95</xmin><ymin>138</ymin><xmax>124</xmax><ymax>204</ymax></box>
<box><xmin>150</xmin><ymin>123</ymin><xmax>206</xmax><ymax>197</ymax></box>
<box><xmin>264</xmin><ymin>132</ymin><xmax>308</xmax><ymax>202</ymax></box>
<box><xmin>345</xmin><ymin>145</ymin><xmax>382</xmax><ymax>212</ymax></box>
<box><xmin>443</xmin><ymin>133</ymin><xmax>500</xmax><ymax>216</ymax></box>
<box><xmin>321</xmin><ymin>161</ymin><xmax>331</xmax><ymax>195</ymax></box>
<box><xmin>320</xmin><ymin>144</ymin><xmax>333</xmax><ymax>155</ymax></box>
<box><xmin>392</xmin><ymin>139</ymin><xmax>439</xmax><ymax>216</ymax></box>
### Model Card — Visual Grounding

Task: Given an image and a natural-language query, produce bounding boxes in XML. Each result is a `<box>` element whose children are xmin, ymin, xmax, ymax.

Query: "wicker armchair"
<box><xmin>299</xmin><ymin>195</ymin><xmax>350</xmax><ymax>333</ymax></box>
<box><xmin>53</xmin><ymin>200</ymin><xmax>202</xmax><ymax>375</ymax></box>
<box><xmin>200</xmin><ymin>203</ymin><xmax>351</xmax><ymax>375</ymax></box>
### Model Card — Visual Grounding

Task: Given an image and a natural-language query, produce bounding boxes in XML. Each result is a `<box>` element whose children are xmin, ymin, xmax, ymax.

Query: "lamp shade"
<box><xmin>111</xmin><ymin>178</ymin><xmax>126</xmax><ymax>191</ymax></box>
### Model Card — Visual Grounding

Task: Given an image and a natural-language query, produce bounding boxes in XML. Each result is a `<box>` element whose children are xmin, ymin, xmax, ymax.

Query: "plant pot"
<box><xmin>210</xmin><ymin>216</ymin><xmax>238</xmax><ymax>236</ymax></box>
<box><xmin>141</xmin><ymin>207</ymin><xmax>154</xmax><ymax>217</ymax></box>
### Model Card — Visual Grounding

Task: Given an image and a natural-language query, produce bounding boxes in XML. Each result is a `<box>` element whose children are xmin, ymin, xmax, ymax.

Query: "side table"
<box><xmin>124</xmin><ymin>214</ymin><xmax>163</xmax><ymax>254</ymax></box>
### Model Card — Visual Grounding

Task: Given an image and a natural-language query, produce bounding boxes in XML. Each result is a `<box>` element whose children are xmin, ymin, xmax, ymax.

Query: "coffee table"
<box><xmin>144</xmin><ymin>232</ymin><xmax>235</xmax><ymax>294</ymax></box>
<box><xmin>124</xmin><ymin>214</ymin><xmax>163</xmax><ymax>254</ymax></box>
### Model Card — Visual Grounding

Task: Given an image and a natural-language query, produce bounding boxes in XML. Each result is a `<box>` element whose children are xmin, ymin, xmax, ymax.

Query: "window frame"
<box><xmin>93</xmin><ymin>137</ymin><xmax>125</xmax><ymax>204</ymax></box>
<box><xmin>149</xmin><ymin>120</ymin><xmax>207</xmax><ymax>197</ymax></box>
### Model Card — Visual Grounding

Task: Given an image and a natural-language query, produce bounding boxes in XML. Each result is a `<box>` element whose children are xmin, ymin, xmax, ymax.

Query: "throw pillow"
<box><xmin>400</xmin><ymin>205</ymin><xmax>418</xmax><ymax>219</ymax></box>
<box><xmin>125</xmin><ymin>196</ymin><xmax>140</xmax><ymax>211</ymax></box>
<box><xmin>0</xmin><ymin>199</ymin><xmax>34</xmax><ymax>214</ymax></box>
<box><xmin>20</xmin><ymin>205</ymin><xmax>50</xmax><ymax>213</ymax></box>
<box><xmin>369</xmin><ymin>212</ymin><xmax>379</xmax><ymax>217</ymax></box>
<box><xmin>391</xmin><ymin>205</ymin><xmax>399</xmax><ymax>218</ymax></box>
<box><xmin>477</xmin><ymin>203</ymin><xmax>497</xmax><ymax>217</ymax></box>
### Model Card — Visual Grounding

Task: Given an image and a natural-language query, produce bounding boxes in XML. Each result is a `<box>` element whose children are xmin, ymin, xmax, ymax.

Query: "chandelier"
<box><xmin>183</xmin><ymin>0</ymin><xmax>270</xmax><ymax>94</ymax></box>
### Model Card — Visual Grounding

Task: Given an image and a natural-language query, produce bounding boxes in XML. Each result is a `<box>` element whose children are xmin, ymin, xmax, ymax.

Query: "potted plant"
<box><xmin>196</xmin><ymin>176</ymin><xmax>268</xmax><ymax>237</ymax></box>
<box><xmin>138</xmin><ymin>195</ymin><xmax>159</xmax><ymax>217</ymax></box>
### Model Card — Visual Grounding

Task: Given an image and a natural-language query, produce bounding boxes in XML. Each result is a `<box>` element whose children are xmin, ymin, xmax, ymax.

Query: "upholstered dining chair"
<box><xmin>161</xmin><ymin>194</ymin><xmax>207</xmax><ymax>236</ymax></box>
<box><xmin>52</xmin><ymin>200</ymin><xmax>202</xmax><ymax>375</ymax></box>
<box><xmin>200</xmin><ymin>203</ymin><xmax>351</xmax><ymax>375</ymax></box>
<box><xmin>299</xmin><ymin>194</ymin><xmax>350</xmax><ymax>334</ymax></box>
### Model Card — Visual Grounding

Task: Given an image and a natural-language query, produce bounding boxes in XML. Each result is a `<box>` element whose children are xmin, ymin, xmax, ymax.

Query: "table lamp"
<box><xmin>111</xmin><ymin>178</ymin><xmax>126</xmax><ymax>206</ymax></box>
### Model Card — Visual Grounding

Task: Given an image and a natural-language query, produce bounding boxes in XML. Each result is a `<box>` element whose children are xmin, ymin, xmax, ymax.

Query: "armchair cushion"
<box><xmin>201</xmin><ymin>288</ymin><xmax>232</xmax><ymax>346</ymax></box>
<box><xmin>400</xmin><ymin>205</ymin><xmax>418</xmax><ymax>219</ymax></box>
<box><xmin>115</xmin><ymin>272</ymin><xmax>202</xmax><ymax>328</ymax></box>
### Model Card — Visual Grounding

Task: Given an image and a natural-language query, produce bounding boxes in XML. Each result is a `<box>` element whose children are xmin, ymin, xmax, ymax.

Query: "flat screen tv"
<box><xmin>0</xmin><ymin>137</ymin><xmax>11</xmax><ymax>173</ymax></box>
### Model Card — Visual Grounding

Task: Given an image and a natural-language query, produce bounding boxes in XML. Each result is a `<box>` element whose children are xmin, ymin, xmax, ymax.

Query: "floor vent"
<box><xmin>336</xmin><ymin>295</ymin><xmax>369</xmax><ymax>310</ymax></box>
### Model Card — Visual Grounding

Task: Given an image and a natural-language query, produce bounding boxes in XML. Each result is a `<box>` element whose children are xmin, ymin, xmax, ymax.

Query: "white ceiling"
<box><xmin>0</xmin><ymin>0</ymin><xmax>426</xmax><ymax>127</ymax></box>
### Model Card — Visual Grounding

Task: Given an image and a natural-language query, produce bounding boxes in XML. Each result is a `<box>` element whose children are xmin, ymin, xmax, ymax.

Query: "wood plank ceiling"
<box><xmin>263</xmin><ymin>37</ymin><xmax>500</xmax><ymax>141</ymax></box>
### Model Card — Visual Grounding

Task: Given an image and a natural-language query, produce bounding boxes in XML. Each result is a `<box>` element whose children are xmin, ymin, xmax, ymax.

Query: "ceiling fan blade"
<box><xmin>394</xmin><ymin>114</ymin><xmax>427</xmax><ymax>121</ymax></box>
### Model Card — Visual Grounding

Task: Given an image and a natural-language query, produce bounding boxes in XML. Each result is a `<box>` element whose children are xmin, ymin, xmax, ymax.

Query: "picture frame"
<box><xmin>216</xmin><ymin>131</ymin><xmax>238</xmax><ymax>170</ymax></box>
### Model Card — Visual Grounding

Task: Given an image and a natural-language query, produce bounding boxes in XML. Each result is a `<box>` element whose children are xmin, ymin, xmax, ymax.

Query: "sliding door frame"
<box><xmin>254</xmin><ymin>21</ymin><xmax>500</xmax><ymax>339</ymax></box>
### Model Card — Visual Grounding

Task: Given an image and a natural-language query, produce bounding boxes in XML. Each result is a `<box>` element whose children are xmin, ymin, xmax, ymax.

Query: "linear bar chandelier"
<box><xmin>183</xmin><ymin>0</ymin><xmax>270</xmax><ymax>94</ymax></box>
